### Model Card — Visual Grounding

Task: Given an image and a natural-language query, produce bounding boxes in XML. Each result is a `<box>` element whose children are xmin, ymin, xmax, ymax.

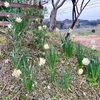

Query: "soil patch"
<box><xmin>75</xmin><ymin>35</ymin><xmax>100</xmax><ymax>50</ymax></box>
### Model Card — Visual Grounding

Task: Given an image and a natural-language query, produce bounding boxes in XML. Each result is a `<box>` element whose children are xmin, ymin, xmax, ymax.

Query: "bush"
<box><xmin>91</xmin><ymin>29</ymin><xmax>95</xmax><ymax>33</ymax></box>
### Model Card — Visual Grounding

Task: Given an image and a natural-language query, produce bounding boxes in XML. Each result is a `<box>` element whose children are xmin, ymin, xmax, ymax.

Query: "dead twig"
<box><xmin>11</xmin><ymin>87</ymin><xmax>22</xmax><ymax>100</ymax></box>
<box><xmin>0</xmin><ymin>83</ymin><xmax>7</xmax><ymax>95</ymax></box>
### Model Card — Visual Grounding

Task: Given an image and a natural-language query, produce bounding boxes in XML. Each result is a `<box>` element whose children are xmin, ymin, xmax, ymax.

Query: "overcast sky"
<box><xmin>44</xmin><ymin>0</ymin><xmax>100</xmax><ymax>21</ymax></box>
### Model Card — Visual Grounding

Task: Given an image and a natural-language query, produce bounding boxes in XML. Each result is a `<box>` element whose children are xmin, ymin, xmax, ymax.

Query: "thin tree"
<box><xmin>71</xmin><ymin>0</ymin><xmax>91</xmax><ymax>28</ymax></box>
<box><xmin>65</xmin><ymin>0</ymin><xmax>91</xmax><ymax>39</ymax></box>
<box><xmin>49</xmin><ymin>0</ymin><xmax>66</xmax><ymax>31</ymax></box>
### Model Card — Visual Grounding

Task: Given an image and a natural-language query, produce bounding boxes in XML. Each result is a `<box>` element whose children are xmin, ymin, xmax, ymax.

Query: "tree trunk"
<box><xmin>71</xmin><ymin>18</ymin><xmax>77</xmax><ymax>29</ymax></box>
<box><xmin>49</xmin><ymin>9</ymin><xmax>57</xmax><ymax>31</ymax></box>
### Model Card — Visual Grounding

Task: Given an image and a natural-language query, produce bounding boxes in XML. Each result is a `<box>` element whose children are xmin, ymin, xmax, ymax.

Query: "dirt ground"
<box><xmin>0</xmin><ymin>31</ymin><xmax>100</xmax><ymax>100</ymax></box>
<box><xmin>75</xmin><ymin>35</ymin><xmax>100</xmax><ymax>50</ymax></box>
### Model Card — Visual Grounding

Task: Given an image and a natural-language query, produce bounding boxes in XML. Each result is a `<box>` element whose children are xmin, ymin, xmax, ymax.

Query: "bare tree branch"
<box><xmin>80</xmin><ymin>0</ymin><xmax>84</xmax><ymax>10</ymax></box>
<box><xmin>65</xmin><ymin>0</ymin><xmax>91</xmax><ymax>39</ymax></box>
<box><xmin>52</xmin><ymin>0</ymin><xmax>55</xmax><ymax>9</ymax></box>
<box><xmin>81</xmin><ymin>0</ymin><xmax>91</xmax><ymax>11</ymax></box>
<box><xmin>71</xmin><ymin>0</ymin><xmax>91</xmax><ymax>28</ymax></box>
<box><xmin>75</xmin><ymin>3</ymin><xmax>79</xmax><ymax>14</ymax></box>
<box><xmin>42</xmin><ymin>0</ymin><xmax>50</xmax><ymax>5</ymax></box>
<box><xmin>55</xmin><ymin>0</ymin><xmax>60</xmax><ymax>8</ymax></box>
<box><xmin>76</xmin><ymin>0</ymin><xmax>79</xmax><ymax>4</ymax></box>
<box><xmin>57</xmin><ymin>0</ymin><xmax>66</xmax><ymax>9</ymax></box>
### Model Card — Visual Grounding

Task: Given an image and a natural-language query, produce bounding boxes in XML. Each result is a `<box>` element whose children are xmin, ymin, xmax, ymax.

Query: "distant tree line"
<box><xmin>43</xmin><ymin>19</ymin><xmax>100</xmax><ymax>29</ymax></box>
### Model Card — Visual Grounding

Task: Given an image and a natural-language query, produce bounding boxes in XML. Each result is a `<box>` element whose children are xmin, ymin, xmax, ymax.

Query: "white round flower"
<box><xmin>82</xmin><ymin>58</ymin><xmax>90</xmax><ymax>65</ymax></box>
<box><xmin>39</xmin><ymin>58</ymin><xmax>46</xmax><ymax>66</ymax></box>
<box><xmin>32</xmin><ymin>84</ymin><xmax>34</xmax><ymax>87</ymax></box>
<box><xmin>78</xmin><ymin>68</ymin><xmax>83</xmax><ymax>75</ymax></box>
<box><xmin>26</xmin><ymin>94</ymin><xmax>28</xmax><ymax>96</ymax></box>
<box><xmin>35</xmin><ymin>18</ymin><xmax>40</xmax><ymax>22</ymax></box>
<box><xmin>4</xmin><ymin>2</ymin><xmax>10</xmax><ymax>7</ymax></box>
<box><xmin>90</xmin><ymin>40</ymin><xmax>95</xmax><ymax>45</ymax></box>
<box><xmin>44</xmin><ymin>44</ymin><xmax>49</xmax><ymax>50</ymax></box>
<box><xmin>7</xmin><ymin>15</ymin><xmax>10</xmax><ymax>17</ymax></box>
<box><xmin>8</xmin><ymin>24</ymin><xmax>13</xmax><ymax>29</ymax></box>
<box><xmin>55</xmin><ymin>28</ymin><xmax>59</xmax><ymax>32</ymax></box>
<box><xmin>38</xmin><ymin>26</ymin><xmax>42</xmax><ymax>30</ymax></box>
<box><xmin>43</xmin><ymin>25</ymin><xmax>47</xmax><ymax>29</ymax></box>
<box><xmin>16</xmin><ymin>17</ymin><xmax>22</xmax><ymax>23</ymax></box>
<box><xmin>71</xmin><ymin>34</ymin><xmax>75</xmax><ymax>39</ymax></box>
<box><xmin>31</xmin><ymin>22</ymin><xmax>33</xmax><ymax>25</ymax></box>
<box><xmin>12</xmin><ymin>69</ymin><xmax>22</xmax><ymax>78</ymax></box>
<box><xmin>47</xmin><ymin>85</ymin><xmax>50</xmax><ymax>89</ymax></box>
<box><xmin>43</xmin><ymin>52</ymin><xmax>45</xmax><ymax>56</ymax></box>
<box><xmin>92</xmin><ymin>45</ymin><xmax>96</xmax><ymax>50</ymax></box>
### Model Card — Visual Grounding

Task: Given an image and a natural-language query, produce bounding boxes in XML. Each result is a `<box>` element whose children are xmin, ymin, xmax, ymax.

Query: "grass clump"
<box><xmin>76</xmin><ymin>43</ymin><xmax>84</xmax><ymax>67</ymax></box>
<box><xmin>86</xmin><ymin>56</ymin><xmax>100</xmax><ymax>85</ymax></box>
<box><xmin>46</xmin><ymin>45</ymin><xmax>58</xmax><ymax>82</ymax></box>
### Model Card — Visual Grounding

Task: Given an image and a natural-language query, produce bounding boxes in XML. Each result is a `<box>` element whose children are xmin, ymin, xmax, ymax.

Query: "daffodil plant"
<box><xmin>7</xmin><ymin>16</ymin><xmax>28</xmax><ymax>41</ymax></box>
<box><xmin>66</xmin><ymin>39</ymin><xmax>73</xmax><ymax>57</ymax></box>
<box><xmin>11</xmin><ymin>48</ymin><xmax>36</xmax><ymax>91</ymax></box>
<box><xmin>61</xmin><ymin>38</ymin><xmax>73</xmax><ymax>58</ymax></box>
<box><xmin>86</xmin><ymin>57</ymin><xmax>100</xmax><ymax>85</ymax></box>
<box><xmin>46</xmin><ymin>45</ymin><xmax>58</xmax><ymax>81</ymax></box>
<box><xmin>5</xmin><ymin>5</ymin><xmax>44</xmax><ymax>92</ymax></box>
<box><xmin>61</xmin><ymin>69</ymin><xmax>72</xmax><ymax>92</ymax></box>
<box><xmin>32</xmin><ymin>25</ymin><xmax>48</xmax><ymax>48</ymax></box>
<box><xmin>76</xmin><ymin>43</ymin><xmax>84</xmax><ymax>67</ymax></box>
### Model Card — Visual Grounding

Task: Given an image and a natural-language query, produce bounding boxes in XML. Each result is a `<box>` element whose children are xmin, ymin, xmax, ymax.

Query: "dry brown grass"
<box><xmin>0</xmin><ymin>27</ymin><xmax>100</xmax><ymax>100</ymax></box>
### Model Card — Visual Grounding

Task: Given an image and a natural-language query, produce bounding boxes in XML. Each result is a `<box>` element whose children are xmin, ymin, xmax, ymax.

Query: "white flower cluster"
<box><xmin>78</xmin><ymin>68</ymin><xmax>83</xmax><ymax>75</ymax></box>
<box><xmin>38</xmin><ymin>44</ymin><xmax>50</xmax><ymax>66</ymax></box>
<box><xmin>7</xmin><ymin>17</ymin><xmax>22</xmax><ymax>29</ymax></box>
<box><xmin>16</xmin><ymin>17</ymin><xmax>22</xmax><ymax>23</ymax></box>
<box><xmin>92</xmin><ymin>45</ymin><xmax>96</xmax><ymax>50</ymax></box>
<box><xmin>71</xmin><ymin>34</ymin><xmax>75</xmax><ymax>41</ymax></box>
<box><xmin>55</xmin><ymin>28</ymin><xmax>59</xmax><ymax>32</ymax></box>
<box><xmin>12</xmin><ymin>69</ymin><xmax>22</xmax><ymax>78</ymax></box>
<box><xmin>39</xmin><ymin>58</ymin><xmax>46</xmax><ymax>66</ymax></box>
<box><xmin>71</xmin><ymin>34</ymin><xmax>75</xmax><ymax>38</ymax></box>
<box><xmin>78</xmin><ymin>58</ymin><xmax>90</xmax><ymax>75</ymax></box>
<box><xmin>38</xmin><ymin>26</ymin><xmax>42</xmax><ymax>30</ymax></box>
<box><xmin>43</xmin><ymin>25</ymin><xmax>47</xmax><ymax>29</ymax></box>
<box><xmin>8</xmin><ymin>24</ymin><xmax>13</xmax><ymax>29</ymax></box>
<box><xmin>44</xmin><ymin>44</ymin><xmax>49</xmax><ymax>50</ymax></box>
<box><xmin>4</xmin><ymin>2</ymin><xmax>10</xmax><ymax>7</ymax></box>
<box><xmin>38</xmin><ymin>25</ymin><xmax>47</xmax><ymax>30</ymax></box>
<box><xmin>90</xmin><ymin>40</ymin><xmax>95</xmax><ymax>44</ymax></box>
<box><xmin>35</xmin><ymin>18</ymin><xmax>40</xmax><ymax>22</ymax></box>
<box><xmin>90</xmin><ymin>40</ymin><xmax>96</xmax><ymax>50</ymax></box>
<box><xmin>82</xmin><ymin>58</ymin><xmax>90</xmax><ymax>66</ymax></box>
<box><xmin>7</xmin><ymin>15</ymin><xmax>10</xmax><ymax>17</ymax></box>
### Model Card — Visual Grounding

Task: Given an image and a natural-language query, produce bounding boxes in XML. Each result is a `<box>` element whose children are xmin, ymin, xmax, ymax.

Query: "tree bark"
<box><xmin>49</xmin><ymin>9</ymin><xmax>57</xmax><ymax>31</ymax></box>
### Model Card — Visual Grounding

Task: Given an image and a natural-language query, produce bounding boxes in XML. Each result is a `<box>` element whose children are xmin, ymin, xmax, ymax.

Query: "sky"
<box><xmin>44</xmin><ymin>0</ymin><xmax>100</xmax><ymax>21</ymax></box>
